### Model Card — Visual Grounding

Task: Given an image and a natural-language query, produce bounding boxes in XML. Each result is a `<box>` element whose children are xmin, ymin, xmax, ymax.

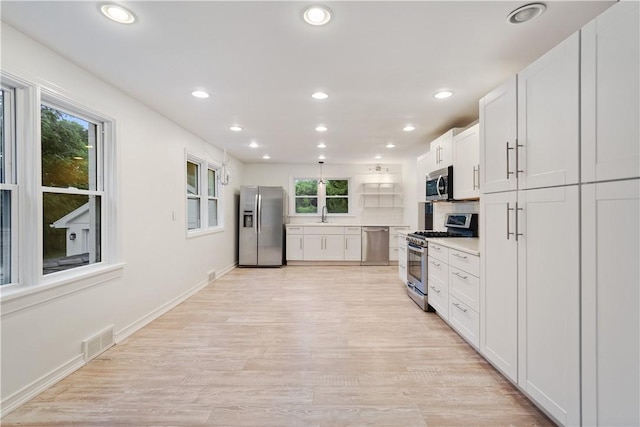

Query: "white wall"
<box><xmin>242</xmin><ymin>162</ymin><xmax>408</xmax><ymax>226</ymax></box>
<box><xmin>0</xmin><ymin>24</ymin><xmax>244</xmax><ymax>412</ymax></box>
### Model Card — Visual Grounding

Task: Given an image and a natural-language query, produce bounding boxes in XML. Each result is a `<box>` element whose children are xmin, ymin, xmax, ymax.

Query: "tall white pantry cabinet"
<box><xmin>479</xmin><ymin>2</ymin><xmax>639</xmax><ymax>426</ymax></box>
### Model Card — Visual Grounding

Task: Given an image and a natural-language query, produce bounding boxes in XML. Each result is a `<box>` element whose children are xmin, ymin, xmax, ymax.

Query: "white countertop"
<box><xmin>425</xmin><ymin>237</ymin><xmax>480</xmax><ymax>256</ymax></box>
<box><xmin>287</xmin><ymin>223</ymin><xmax>409</xmax><ymax>228</ymax></box>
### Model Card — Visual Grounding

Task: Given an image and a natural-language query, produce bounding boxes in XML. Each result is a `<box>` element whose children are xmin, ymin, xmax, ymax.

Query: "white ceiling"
<box><xmin>1</xmin><ymin>1</ymin><xmax>614</xmax><ymax>164</ymax></box>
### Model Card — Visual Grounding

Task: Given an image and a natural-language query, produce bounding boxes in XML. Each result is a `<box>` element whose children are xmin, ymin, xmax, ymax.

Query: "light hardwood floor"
<box><xmin>2</xmin><ymin>266</ymin><xmax>554</xmax><ymax>426</ymax></box>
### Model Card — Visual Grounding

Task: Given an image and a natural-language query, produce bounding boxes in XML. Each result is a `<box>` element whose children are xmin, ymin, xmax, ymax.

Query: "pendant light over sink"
<box><xmin>318</xmin><ymin>160</ymin><xmax>325</xmax><ymax>185</ymax></box>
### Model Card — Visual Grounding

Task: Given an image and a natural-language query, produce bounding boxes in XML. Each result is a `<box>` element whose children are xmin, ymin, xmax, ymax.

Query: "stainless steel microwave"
<box><xmin>426</xmin><ymin>165</ymin><xmax>453</xmax><ymax>201</ymax></box>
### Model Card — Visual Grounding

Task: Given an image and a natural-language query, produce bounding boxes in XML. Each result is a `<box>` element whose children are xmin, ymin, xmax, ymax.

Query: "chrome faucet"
<box><xmin>321</xmin><ymin>205</ymin><xmax>328</xmax><ymax>223</ymax></box>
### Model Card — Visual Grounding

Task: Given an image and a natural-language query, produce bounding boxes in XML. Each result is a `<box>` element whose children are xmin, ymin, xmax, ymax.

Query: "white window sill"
<box><xmin>0</xmin><ymin>262</ymin><xmax>126</xmax><ymax>317</ymax></box>
<box><xmin>186</xmin><ymin>226</ymin><xmax>225</xmax><ymax>239</ymax></box>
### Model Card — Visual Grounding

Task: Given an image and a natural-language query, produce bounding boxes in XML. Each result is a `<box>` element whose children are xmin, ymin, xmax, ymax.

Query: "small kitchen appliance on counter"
<box><xmin>406</xmin><ymin>213</ymin><xmax>478</xmax><ymax>311</ymax></box>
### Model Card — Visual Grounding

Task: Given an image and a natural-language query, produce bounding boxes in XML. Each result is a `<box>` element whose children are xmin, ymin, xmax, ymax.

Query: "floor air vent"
<box><xmin>82</xmin><ymin>326</ymin><xmax>115</xmax><ymax>362</ymax></box>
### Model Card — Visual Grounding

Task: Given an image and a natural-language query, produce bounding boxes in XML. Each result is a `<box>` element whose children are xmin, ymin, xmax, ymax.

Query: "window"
<box><xmin>293</xmin><ymin>177</ymin><xmax>350</xmax><ymax>215</ymax></box>
<box><xmin>294</xmin><ymin>178</ymin><xmax>318</xmax><ymax>214</ymax></box>
<box><xmin>186</xmin><ymin>156</ymin><xmax>222</xmax><ymax>232</ymax></box>
<box><xmin>41</xmin><ymin>103</ymin><xmax>103</xmax><ymax>275</ymax></box>
<box><xmin>325</xmin><ymin>179</ymin><xmax>349</xmax><ymax>214</ymax></box>
<box><xmin>1</xmin><ymin>86</ymin><xmax>16</xmax><ymax>285</ymax></box>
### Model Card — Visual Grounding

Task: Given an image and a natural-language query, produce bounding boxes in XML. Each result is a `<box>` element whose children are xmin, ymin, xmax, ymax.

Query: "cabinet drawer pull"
<box><xmin>429</xmin><ymin>285</ymin><xmax>441</xmax><ymax>294</ymax></box>
<box><xmin>432</xmin><ymin>246</ymin><xmax>441</xmax><ymax>251</ymax></box>
<box><xmin>452</xmin><ymin>253</ymin><xmax>467</xmax><ymax>260</ymax></box>
<box><xmin>452</xmin><ymin>271</ymin><xmax>468</xmax><ymax>280</ymax></box>
<box><xmin>453</xmin><ymin>302</ymin><xmax>467</xmax><ymax>313</ymax></box>
<box><xmin>430</xmin><ymin>260</ymin><xmax>441</xmax><ymax>267</ymax></box>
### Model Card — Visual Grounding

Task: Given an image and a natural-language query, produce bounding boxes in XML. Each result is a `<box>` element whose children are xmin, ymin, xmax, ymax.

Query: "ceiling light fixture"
<box><xmin>312</xmin><ymin>91</ymin><xmax>329</xmax><ymax>100</ymax></box>
<box><xmin>315</xmin><ymin>125</ymin><xmax>328</xmax><ymax>132</ymax></box>
<box><xmin>386</xmin><ymin>143</ymin><xmax>396</xmax><ymax>148</ymax></box>
<box><xmin>317</xmin><ymin>142</ymin><xmax>327</xmax><ymax>148</ymax></box>
<box><xmin>434</xmin><ymin>90</ymin><xmax>453</xmax><ymax>99</ymax></box>
<box><xmin>403</xmin><ymin>125</ymin><xmax>416</xmax><ymax>132</ymax></box>
<box><xmin>262</xmin><ymin>154</ymin><xmax>271</xmax><ymax>160</ymax></box>
<box><xmin>229</xmin><ymin>125</ymin><xmax>243</xmax><ymax>132</ymax></box>
<box><xmin>100</xmin><ymin>4</ymin><xmax>136</xmax><ymax>24</ymax></box>
<box><xmin>249</xmin><ymin>141</ymin><xmax>258</xmax><ymax>148</ymax></box>
<box><xmin>374</xmin><ymin>155</ymin><xmax>382</xmax><ymax>160</ymax></box>
<box><xmin>191</xmin><ymin>90</ymin><xmax>210</xmax><ymax>99</ymax></box>
<box><xmin>507</xmin><ymin>3</ymin><xmax>547</xmax><ymax>24</ymax></box>
<box><xmin>318</xmin><ymin>154</ymin><xmax>326</xmax><ymax>160</ymax></box>
<box><xmin>303</xmin><ymin>5</ymin><xmax>332</xmax><ymax>26</ymax></box>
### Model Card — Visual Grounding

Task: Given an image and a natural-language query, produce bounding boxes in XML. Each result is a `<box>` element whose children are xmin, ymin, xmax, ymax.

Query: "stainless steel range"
<box><xmin>406</xmin><ymin>213</ymin><xmax>478</xmax><ymax>311</ymax></box>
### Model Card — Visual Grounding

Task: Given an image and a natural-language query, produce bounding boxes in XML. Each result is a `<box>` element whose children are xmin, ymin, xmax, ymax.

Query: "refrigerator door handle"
<box><xmin>257</xmin><ymin>194</ymin><xmax>262</xmax><ymax>234</ymax></box>
<box><xmin>254</xmin><ymin>194</ymin><xmax>259</xmax><ymax>235</ymax></box>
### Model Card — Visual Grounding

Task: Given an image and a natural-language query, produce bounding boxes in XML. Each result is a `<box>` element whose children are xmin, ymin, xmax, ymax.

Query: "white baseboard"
<box><xmin>115</xmin><ymin>278</ymin><xmax>211</xmax><ymax>343</ymax></box>
<box><xmin>216</xmin><ymin>262</ymin><xmax>237</xmax><ymax>279</ymax></box>
<box><xmin>0</xmin><ymin>354</ymin><xmax>85</xmax><ymax>418</ymax></box>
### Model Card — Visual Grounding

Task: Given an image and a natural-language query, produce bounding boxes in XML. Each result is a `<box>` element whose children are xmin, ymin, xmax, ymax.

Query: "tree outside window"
<box><xmin>325</xmin><ymin>179</ymin><xmax>349</xmax><ymax>214</ymax></box>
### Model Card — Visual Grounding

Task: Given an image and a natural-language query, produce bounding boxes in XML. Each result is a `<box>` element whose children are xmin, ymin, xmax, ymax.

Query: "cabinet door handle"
<box><xmin>452</xmin><ymin>253</ymin><xmax>467</xmax><ymax>260</ymax></box>
<box><xmin>515</xmin><ymin>202</ymin><xmax>524</xmax><ymax>241</ymax></box>
<box><xmin>453</xmin><ymin>302</ymin><xmax>468</xmax><ymax>313</ymax></box>
<box><xmin>453</xmin><ymin>271</ymin><xmax>468</xmax><ymax>280</ymax></box>
<box><xmin>430</xmin><ymin>260</ymin><xmax>441</xmax><ymax>267</ymax></box>
<box><xmin>429</xmin><ymin>285</ymin><xmax>441</xmax><ymax>294</ymax></box>
<box><xmin>516</xmin><ymin>139</ymin><xmax>524</xmax><ymax>175</ymax></box>
<box><xmin>299</xmin><ymin>238</ymin><xmax>302</xmax><ymax>250</ymax></box>
<box><xmin>506</xmin><ymin>142</ymin><xmax>514</xmax><ymax>179</ymax></box>
<box><xmin>472</xmin><ymin>165</ymin><xmax>477</xmax><ymax>190</ymax></box>
<box><xmin>507</xmin><ymin>203</ymin><xmax>515</xmax><ymax>240</ymax></box>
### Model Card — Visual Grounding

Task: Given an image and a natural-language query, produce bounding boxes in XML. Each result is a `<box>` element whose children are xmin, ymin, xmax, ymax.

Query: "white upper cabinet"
<box><xmin>582</xmin><ymin>179</ymin><xmax>639</xmax><ymax>426</ymax></box>
<box><xmin>517</xmin><ymin>32</ymin><xmax>580</xmax><ymax>190</ymax></box>
<box><xmin>429</xmin><ymin>129</ymin><xmax>460</xmax><ymax>173</ymax></box>
<box><xmin>481</xmin><ymin>32</ymin><xmax>580</xmax><ymax>193</ymax></box>
<box><xmin>479</xmin><ymin>76</ymin><xmax>518</xmax><ymax>194</ymax></box>
<box><xmin>453</xmin><ymin>124</ymin><xmax>480</xmax><ymax>200</ymax></box>
<box><xmin>581</xmin><ymin>1</ymin><xmax>640</xmax><ymax>183</ymax></box>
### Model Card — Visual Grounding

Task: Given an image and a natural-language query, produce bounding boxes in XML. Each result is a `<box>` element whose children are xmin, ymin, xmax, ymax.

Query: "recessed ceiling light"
<box><xmin>318</xmin><ymin>154</ymin><xmax>326</xmax><ymax>160</ymax></box>
<box><xmin>434</xmin><ymin>90</ymin><xmax>453</xmax><ymax>99</ymax></box>
<box><xmin>302</xmin><ymin>5</ymin><xmax>332</xmax><ymax>26</ymax></box>
<box><xmin>191</xmin><ymin>90</ymin><xmax>210</xmax><ymax>99</ymax></box>
<box><xmin>317</xmin><ymin>142</ymin><xmax>327</xmax><ymax>148</ymax></box>
<box><xmin>229</xmin><ymin>125</ymin><xmax>243</xmax><ymax>132</ymax></box>
<box><xmin>312</xmin><ymin>92</ymin><xmax>329</xmax><ymax>100</ymax></box>
<box><xmin>386</xmin><ymin>143</ymin><xmax>396</xmax><ymax>148</ymax></box>
<box><xmin>100</xmin><ymin>4</ymin><xmax>136</xmax><ymax>24</ymax></box>
<box><xmin>507</xmin><ymin>3</ymin><xmax>547</xmax><ymax>24</ymax></box>
<box><xmin>374</xmin><ymin>155</ymin><xmax>382</xmax><ymax>160</ymax></box>
<box><xmin>262</xmin><ymin>154</ymin><xmax>271</xmax><ymax>160</ymax></box>
<box><xmin>249</xmin><ymin>141</ymin><xmax>258</xmax><ymax>148</ymax></box>
<box><xmin>316</xmin><ymin>125</ymin><xmax>328</xmax><ymax>132</ymax></box>
<box><xmin>403</xmin><ymin>125</ymin><xmax>416</xmax><ymax>132</ymax></box>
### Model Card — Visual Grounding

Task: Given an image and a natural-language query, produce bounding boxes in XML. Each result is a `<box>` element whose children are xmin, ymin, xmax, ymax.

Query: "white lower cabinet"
<box><xmin>301</xmin><ymin>226</ymin><xmax>345</xmax><ymax>261</ymax></box>
<box><xmin>389</xmin><ymin>226</ymin><xmax>409</xmax><ymax>261</ymax></box>
<box><xmin>398</xmin><ymin>235</ymin><xmax>407</xmax><ymax>283</ymax></box>
<box><xmin>285</xmin><ymin>226</ymin><xmax>304</xmax><ymax>261</ymax></box>
<box><xmin>449</xmin><ymin>296</ymin><xmax>480</xmax><ymax>349</ymax></box>
<box><xmin>427</xmin><ymin>254</ymin><xmax>449</xmax><ymax>319</ymax></box>
<box><xmin>481</xmin><ymin>186</ymin><xmax>580</xmax><ymax>426</ymax></box>
<box><xmin>581</xmin><ymin>179</ymin><xmax>639</xmax><ymax>426</ymax></box>
<box><xmin>344</xmin><ymin>227</ymin><xmax>362</xmax><ymax>261</ymax></box>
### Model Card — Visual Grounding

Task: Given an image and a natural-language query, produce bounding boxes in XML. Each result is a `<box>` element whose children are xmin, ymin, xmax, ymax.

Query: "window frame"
<box><xmin>1</xmin><ymin>84</ymin><xmax>18</xmax><ymax>286</ymax></box>
<box><xmin>291</xmin><ymin>176</ymin><xmax>351</xmax><ymax>216</ymax></box>
<box><xmin>293</xmin><ymin>177</ymin><xmax>319</xmax><ymax>215</ymax></box>
<box><xmin>0</xmin><ymin>74</ymin><xmax>120</xmax><ymax>296</ymax></box>
<box><xmin>186</xmin><ymin>153</ymin><xmax>224</xmax><ymax>235</ymax></box>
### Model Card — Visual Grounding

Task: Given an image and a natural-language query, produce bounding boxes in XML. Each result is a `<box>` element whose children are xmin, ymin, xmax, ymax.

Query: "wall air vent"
<box><xmin>82</xmin><ymin>326</ymin><xmax>115</xmax><ymax>362</ymax></box>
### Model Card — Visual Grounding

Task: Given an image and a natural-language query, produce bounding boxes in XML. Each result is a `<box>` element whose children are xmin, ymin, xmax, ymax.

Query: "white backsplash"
<box><xmin>433</xmin><ymin>201</ymin><xmax>480</xmax><ymax>232</ymax></box>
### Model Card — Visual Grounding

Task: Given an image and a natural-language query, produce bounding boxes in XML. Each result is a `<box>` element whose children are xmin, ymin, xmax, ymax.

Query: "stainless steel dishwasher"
<box><xmin>361</xmin><ymin>226</ymin><xmax>389</xmax><ymax>265</ymax></box>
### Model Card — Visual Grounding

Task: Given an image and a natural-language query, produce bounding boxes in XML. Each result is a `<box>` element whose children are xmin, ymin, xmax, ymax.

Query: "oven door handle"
<box><xmin>407</xmin><ymin>243</ymin><xmax>425</xmax><ymax>253</ymax></box>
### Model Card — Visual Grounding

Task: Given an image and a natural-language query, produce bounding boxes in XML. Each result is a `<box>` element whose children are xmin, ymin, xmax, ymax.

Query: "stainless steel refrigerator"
<box><xmin>239</xmin><ymin>186</ymin><xmax>284</xmax><ymax>267</ymax></box>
